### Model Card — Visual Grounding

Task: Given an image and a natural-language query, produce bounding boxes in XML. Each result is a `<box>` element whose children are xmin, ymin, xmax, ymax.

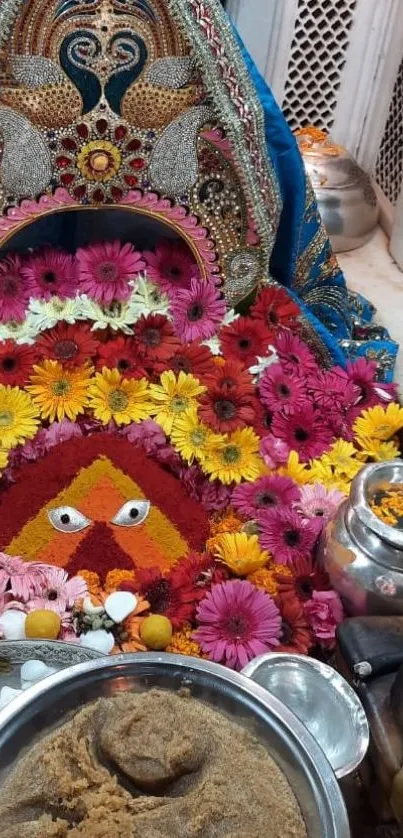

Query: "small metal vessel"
<box><xmin>318</xmin><ymin>460</ymin><xmax>403</xmax><ymax>616</ymax></box>
<box><xmin>242</xmin><ymin>653</ymin><xmax>369</xmax><ymax>778</ymax></box>
<box><xmin>295</xmin><ymin>127</ymin><xmax>379</xmax><ymax>253</ymax></box>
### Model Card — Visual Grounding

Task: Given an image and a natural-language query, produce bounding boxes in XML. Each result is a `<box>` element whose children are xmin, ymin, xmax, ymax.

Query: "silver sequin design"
<box><xmin>10</xmin><ymin>55</ymin><xmax>65</xmax><ymax>88</ymax></box>
<box><xmin>0</xmin><ymin>0</ymin><xmax>24</xmax><ymax>48</ymax></box>
<box><xmin>224</xmin><ymin>249</ymin><xmax>262</xmax><ymax>305</ymax></box>
<box><xmin>111</xmin><ymin>500</ymin><xmax>150</xmax><ymax>527</ymax></box>
<box><xmin>146</xmin><ymin>56</ymin><xmax>197</xmax><ymax>89</ymax></box>
<box><xmin>0</xmin><ymin>107</ymin><xmax>52</xmax><ymax>197</ymax></box>
<box><xmin>48</xmin><ymin>506</ymin><xmax>91</xmax><ymax>533</ymax></box>
<box><xmin>149</xmin><ymin>104</ymin><xmax>214</xmax><ymax>195</ymax></box>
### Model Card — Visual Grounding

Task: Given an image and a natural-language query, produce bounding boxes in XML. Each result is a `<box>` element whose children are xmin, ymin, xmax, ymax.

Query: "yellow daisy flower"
<box><xmin>278</xmin><ymin>450</ymin><xmax>309</xmax><ymax>484</ymax></box>
<box><xmin>170</xmin><ymin>408</ymin><xmax>222</xmax><ymax>464</ymax></box>
<box><xmin>214</xmin><ymin>532</ymin><xmax>269</xmax><ymax>576</ymax></box>
<box><xmin>355</xmin><ymin>435</ymin><xmax>400</xmax><ymax>462</ymax></box>
<box><xmin>149</xmin><ymin>371</ymin><xmax>205</xmax><ymax>435</ymax></box>
<box><xmin>0</xmin><ymin>448</ymin><xmax>9</xmax><ymax>474</ymax></box>
<box><xmin>354</xmin><ymin>403</ymin><xmax>403</xmax><ymax>442</ymax></box>
<box><xmin>321</xmin><ymin>440</ymin><xmax>362</xmax><ymax>480</ymax></box>
<box><xmin>88</xmin><ymin>367</ymin><xmax>152</xmax><ymax>425</ymax></box>
<box><xmin>203</xmin><ymin>427</ymin><xmax>262</xmax><ymax>484</ymax></box>
<box><xmin>0</xmin><ymin>385</ymin><xmax>39</xmax><ymax>449</ymax></box>
<box><xmin>27</xmin><ymin>360</ymin><xmax>93</xmax><ymax>422</ymax></box>
<box><xmin>306</xmin><ymin>458</ymin><xmax>335</xmax><ymax>487</ymax></box>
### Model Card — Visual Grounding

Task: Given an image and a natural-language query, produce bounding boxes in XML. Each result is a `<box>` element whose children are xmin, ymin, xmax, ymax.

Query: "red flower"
<box><xmin>199</xmin><ymin>386</ymin><xmax>256</xmax><ymax>433</ymax></box>
<box><xmin>134</xmin><ymin>566</ymin><xmax>194</xmax><ymax>629</ymax></box>
<box><xmin>278</xmin><ymin>555</ymin><xmax>331</xmax><ymax>601</ymax></box>
<box><xmin>170</xmin><ymin>552</ymin><xmax>228</xmax><ymax>609</ymax></box>
<box><xmin>277</xmin><ymin>592</ymin><xmax>313</xmax><ymax>654</ymax></box>
<box><xmin>0</xmin><ymin>341</ymin><xmax>37</xmax><ymax>386</ymax></box>
<box><xmin>220</xmin><ymin>316</ymin><xmax>273</xmax><ymax>367</ymax></box>
<box><xmin>165</xmin><ymin>342</ymin><xmax>215</xmax><ymax>380</ymax></box>
<box><xmin>204</xmin><ymin>359</ymin><xmax>255</xmax><ymax>398</ymax></box>
<box><xmin>96</xmin><ymin>336</ymin><xmax>146</xmax><ymax>378</ymax></box>
<box><xmin>36</xmin><ymin>323</ymin><xmax>99</xmax><ymax>368</ymax></box>
<box><xmin>252</xmin><ymin>399</ymin><xmax>274</xmax><ymax>438</ymax></box>
<box><xmin>134</xmin><ymin>314</ymin><xmax>180</xmax><ymax>364</ymax></box>
<box><xmin>251</xmin><ymin>286</ymin><xmax>301</xmax><ymax>331</ymax></box>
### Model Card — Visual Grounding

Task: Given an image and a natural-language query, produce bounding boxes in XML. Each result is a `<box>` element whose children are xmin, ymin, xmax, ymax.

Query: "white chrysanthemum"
<box><xmin>222</xmin><ymin>309</ymin><xmax>239</xmax><ymax>326</ymax></box>
<box><xmin>0</xmin><ymin>318</ymin><xmax>38</xmax><ymax>344</ymax></box>
<box><xmin>202</xmin><ymin>335</ymin><xmax>221</xmax><ymax>356</ymax></box>
<box><xmin>249</xmin><ymin>348</ymin><xmax>279</xmax><ymax>380</ymax></box>
<box><xmin>128</xmin><ymin>274</ymin><xmax>171</xmax><ymax>320</ymax></box>
<box><xmin>26</xmin><ymin>296</ymin><xmax>85</xmax><ymax>332</ymax></box>
<box><xmin>83</xmin><ymin>298</ymin><xmax>137</xmax><ymax>335</ymax></box>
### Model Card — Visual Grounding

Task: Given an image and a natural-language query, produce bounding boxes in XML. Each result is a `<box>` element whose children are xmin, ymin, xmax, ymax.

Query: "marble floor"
<box><xmin>338</xmin><ymin>228</ymin><xmax>403</xmax><ymax>392</ymax></box>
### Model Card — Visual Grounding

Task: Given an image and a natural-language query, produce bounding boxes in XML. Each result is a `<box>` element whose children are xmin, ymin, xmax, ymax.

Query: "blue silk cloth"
<box><xmin>234</xmin><ymin>28</ymin><xmax>398</xmax><ymax>381</ymax></box>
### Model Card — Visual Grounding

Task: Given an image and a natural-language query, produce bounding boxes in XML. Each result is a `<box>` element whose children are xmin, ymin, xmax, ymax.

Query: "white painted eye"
<box><xmin>48</xmin><ymin>506</ymin><xmax>91</xmax><ymax>533</ymax></box>
<box><xmin>111</xmin><ymin>500</ymin><xmax>150</xmax><ymax>527</ymax></box>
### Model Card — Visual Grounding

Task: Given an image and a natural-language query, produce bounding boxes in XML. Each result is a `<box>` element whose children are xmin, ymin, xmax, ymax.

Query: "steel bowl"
<box><xmin>0</xmin><ymin>653</ymin><xmax>349</xmax><ymax>838</ymax></box>
<box><xmin>242</xmin><ymin>653</ymin><xmax>369</xmax><ymax>778</ymax></box>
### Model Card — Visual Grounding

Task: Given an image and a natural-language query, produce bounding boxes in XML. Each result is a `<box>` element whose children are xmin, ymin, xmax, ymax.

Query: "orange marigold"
<box><xmin>248</xmin><ymin>567</ymin><xmax>278</xmax><ymax>598</ymax></box>
<box><xmin>105</xmin><ymin>569</ymin><xmax>137</xmax><ymax>594</ymax></box>
<box><xmin>209</xmin><ymin>510</ymin><xmax>244</xmax><ymax>538</ymax></box>
<box><xmin>78</xmin><ymin>570</ymin><xmax>101</xmax><ymax>597</ymax></box>
<box><xmin>167</xmin><ymin>624</ymin><xmax>204</xmax><ymax>658</ymax></box>
<box><xmin>119</xmin><ymin>596</ymin><xmax>150</xmax><ymax>653</ymax></box>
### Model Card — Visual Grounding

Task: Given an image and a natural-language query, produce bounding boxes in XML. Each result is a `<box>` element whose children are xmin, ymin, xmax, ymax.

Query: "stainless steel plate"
<box><xmin>242</xmin><ymin>653</ymin><xmax>369</xmax><ymax>778</ymax></box>
<box><xmin>0</xmin><ymin>639</ymin><xmax>102</xmax><ymax>691</ymax></box>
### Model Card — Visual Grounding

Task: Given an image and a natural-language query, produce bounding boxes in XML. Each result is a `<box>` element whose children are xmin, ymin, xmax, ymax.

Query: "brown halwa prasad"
<box><xmin>0</xmin><ymin>689</ymin><xmax>306</xmax><ymax>837</ymax></box>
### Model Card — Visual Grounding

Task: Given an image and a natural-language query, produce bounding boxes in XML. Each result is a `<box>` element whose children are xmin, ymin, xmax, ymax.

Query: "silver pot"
<box><xmin>300</xmin><ymin>146</ymin><xmax>379</xmax><ymax>253</ymax></box>
<box><xmin>0</xmin><ymin>653</ymin><xmax>349</xmax><ymax>838</ymax></box>
<box><xmin>318</xmin><ymin>460</ymin><xmax>403</xmax><ymax>615</ymax></box>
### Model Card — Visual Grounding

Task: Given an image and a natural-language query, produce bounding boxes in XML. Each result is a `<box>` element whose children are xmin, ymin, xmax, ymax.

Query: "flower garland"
<box><xmin>0</xmin><ymin>239</ymin><xmax>401</xmax><ymax>670</ymax></box>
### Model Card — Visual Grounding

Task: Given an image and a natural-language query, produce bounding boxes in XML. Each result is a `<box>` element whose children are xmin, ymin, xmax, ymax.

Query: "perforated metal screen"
<box><xmin>282</xmin><ymin>0</ymin><xmax>358</xmax><ymax>131</ymax></box>
<box><xmin>376</xmin><ymin>58</ymin><xmax>403</xmax><ymax>207</ymax></box>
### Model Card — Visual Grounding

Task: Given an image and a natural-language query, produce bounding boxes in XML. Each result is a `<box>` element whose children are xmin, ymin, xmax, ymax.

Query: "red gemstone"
<box><xmin>76</xmin><ymin>123</ymin><xmax>89</xmax><ymax>139</ymax></box>
<box><xmin>56</xmin><ymin>155</ymin><xmax>71</xmax><ymax>169</ymax></box>
<box><xmin>124</xmin><ymin>174</ymin><xmax>138</xmax><ymax>187</ymax></box>
<box><xmin>96</xmin><ymin>119</ymin><xmax>108</xmax><ymax>135</ymax></box>
<box><xmin>111</xmin><ymin>186</ymin><xmax>124</xmax><ymax>200</ymax></box>
<box><xmin>62</xmin><ymin>137</ymin><xmax>77</xmax><ymax>151</ymax></box>
<box><xmin>73</xmin><ymin>185</ymin><xmax>87</xmax><ymax>200</ymax></box>
<box><xmin>114</xmin><ymin>125</ymin><xmax>128</xmax><ymax>141</ymax></box>
<box><xmin>129</xmin><ymin>157</ymin><xmax>145</xmax><ymax>170</ymax></box>
<box><xmin>126</xmin><ymin>138</ymin><xmax>142</xmax><ymax>152</ymax></box>
<box><xmin>60</xmin><ymin>173</ymin><xmax>75</xmax><ymax>186</ymax></box>
<box><xmin>92</xmin><ymin>188</ymin><xmax>105</xmax><ymax>203</ymax></box>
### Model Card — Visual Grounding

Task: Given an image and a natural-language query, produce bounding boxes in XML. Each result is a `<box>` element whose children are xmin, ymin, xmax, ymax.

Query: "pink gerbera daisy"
<box><xmin>0</xmin><ymin>254</ymin><xmax>34</xmax><ymax>322</ymax></box>
<box><xmin>0</xmin><ymin>553</ymin><xmax>45</xmax><ymax>601</ymax></box>
<box><xmin>143</xmin><ymin>239</ymin><xmax>199</xmax><ymax>294</ymax></box>
<box><xmin>345</xmin><ymin>358</ymin><xmax>397</xmax><ymax>410</ymax></box>
<box><xmin>307</xmin><ymin>367</ymin><xmax>360</xmax><ymax>412</ymax></box>
<box><xmin>232</xmin><ymin>475</ymin><xmax>300</xmax><ymax>518</ymax></box>
<box><xmin>296</xmin><ymin>483</ymin><xmax>344</xmax><ymax>521</ymax></box>
<box><xmin>260</xmin><ymin>434</ymin><xmax>290</xmax><ymax>468</ymax></box>
<box><xmin>258</xmin><ymin>507</ymin><xmax>318</xmax><ymax>564</ymax></box>
<box><xmin>273</xmin><ymin>330</ymin><xmax>319</xmax><ymax>376</ymax></box>
<box><xmin>22</xmin><ymin>247</ymin><xmax>76</xmax><ymax>301</ymax></box>
<box><xmin>30</xmin><ymin>566</ymin><xmax>87</xmax><ymax>614</ymax></box>
<box><xmin>171</xmin><ymin>277</ymin><xmax>226</xmax><ymax>342</ymax></box>
<box><xmin>76</xmin><ymin>241</ymin><xmax>145</xmax><ymax>304</ymax></box>
<box><xmin>194</xmin><ymin>579</ymin><xmax>281</xmax><ymax>670</ymax></box>
<box><xmin>259</xmin><ymin>363</ymin><xmax>306</xmax><ymax>413</ymax></box>
<box><xmin>271</xmin><ymin>405</ymin><xmax>334</xmax><ymax>461</ymax></box>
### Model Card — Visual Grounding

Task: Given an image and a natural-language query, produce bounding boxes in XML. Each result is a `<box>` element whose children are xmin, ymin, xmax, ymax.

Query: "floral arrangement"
<box><xmin>0</xmin><ymin>238</ymin><xmax>402</xmax><ymax>670</ymax></box>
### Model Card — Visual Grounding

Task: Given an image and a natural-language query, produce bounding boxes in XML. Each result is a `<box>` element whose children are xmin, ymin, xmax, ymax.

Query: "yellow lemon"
<box><xmin>25</xmin><ymin>610</ymin><xmax>61</xmax><ymax>640</ymax></box>
<box><xmin>140</xmin><ymin>615</ymin><xmax>173</xmax><ymax>650</ymax></box>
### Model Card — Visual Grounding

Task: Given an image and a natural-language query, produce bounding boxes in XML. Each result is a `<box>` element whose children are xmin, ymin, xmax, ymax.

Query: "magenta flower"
<box><xmin>194</xmin><ymin>579</ymin><xmax>282</xmax><ymax>670</ymax></box>
<box><xmin>181</xmin><ymin>465</ymin><xmax>231</xmax><ymax>512</ymax></box>
<box><xmin>30</xmin><ymin>566</ymin><xmax>87</xmax><ymax>614</ymax></box>
<box><xmin>143</xmin><ymin>239</ymin><xmax>199</xmax><ymax>294</ymax></box>
<box><xmin>274</xmin><ymin>330</ymin><xmax>319</xmax><ymax>375</ymax></box>
<box><xmin>272</xmin><ymin>405</ymin><xmax>334</xmax><ymax>462</ymax></box>
<box><xmin>0</xmin><ymin>254</ymin><xmax>34</xmax><ymax>323</ymax></box>
<box><xmin>76</xmin><ymin>241</ymin><xmax>145</xmax><ymax>304</ymax></box>
<box><xmin>22</xmin><ymin>247</ymin><xmax>76</xmax><ymax>301</ymax></box>
<box><xmin>171</xmin><ymin>277</ymin><xmax>226</xmax><ymax>342</ymax></box>
<box><xmin>232</xmin><ymin>475</ymin><xmax>300</xmax><ymax>519</ymax></box>
<box><xmin>122</xmin><ymin>419</ymin><xmax>167</xmax><ymax>454</ymax></box>
<box><xmin>307</xmin><ymin>367</ymin><xmax>360</xmax><ymax>413</ymax></box>
<box><xmin>304</xmin><ymin>590</ymin><xmax>344</xmax><ymax>649</ymax></box>
<box><xmin>260</xmin><ymin>434</ymin><xmax>290</xmax><ymax>468</ymax></box>
<box><xmin>43</xmin><ymin>419</ymin><xmax>83</xmax><ymax>451</ymax></box>
<box><xmin>345</xmin><ymin>358</ymin><xmax>397</xmax><ymax>410</ymax></box>
<box><xmin>258</xmin><ymin>507</ymin><xmax>318</xmax><ymax>565</ymax></box>
<box><xmin>259</xmin><ymin>363</ymin><xmax>306</xmax><ymax>413</ymax></box>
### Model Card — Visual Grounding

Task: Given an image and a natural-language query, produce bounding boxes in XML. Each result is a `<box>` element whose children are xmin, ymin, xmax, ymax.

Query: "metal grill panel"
<box><xmin>376</xmin><ymin>58</ymin><xmax>403</xmax><ymax>206</ymax></box>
